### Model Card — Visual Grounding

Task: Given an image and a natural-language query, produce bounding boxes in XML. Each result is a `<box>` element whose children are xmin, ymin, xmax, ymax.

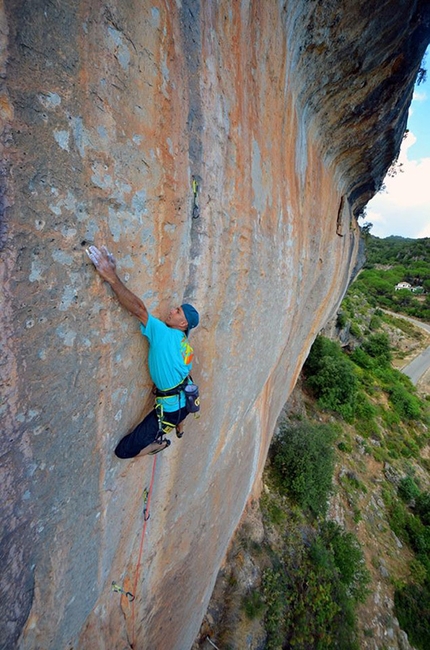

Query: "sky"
<box><xmin>365</xmin><ymin>48</ymin><xmax>430</xmax><ymax>240</ymax></box>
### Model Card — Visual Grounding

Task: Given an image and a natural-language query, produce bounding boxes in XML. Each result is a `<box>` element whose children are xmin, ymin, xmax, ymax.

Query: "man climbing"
<box><xmin>86</xmin><ymin>245</ymin><xmax>199</xmax><ymax>458</ymax></box>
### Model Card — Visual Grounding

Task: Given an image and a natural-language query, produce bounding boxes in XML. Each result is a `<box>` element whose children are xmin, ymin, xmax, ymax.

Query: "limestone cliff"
<box><xmin>1</xmin><ymin>1</ymin><xmax>429</xmax><ymax>649</ymax></box>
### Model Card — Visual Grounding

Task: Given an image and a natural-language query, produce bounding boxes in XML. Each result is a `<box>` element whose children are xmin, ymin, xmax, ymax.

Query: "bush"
<box><xmin>380</xmin><ymin>406</ymin><xmax>401</xmax><ymax>428</ymax></box>
<box><xmin>304</xmin><ymin>337</ymin><xmax>359</xmax><ymax>421</ymax></box>
<box><xmin>372</xmin><ymin>365</ymin><xmax>415</xmax><ymax>401</ymax></box>
<box><xmin>337</xmin><ymin>312</ymin><xmax>348</xmax><ymax>329</ymax></box>
<box><xmin>262</xmin><ymin>494</ymin><xmax>287</xmax><ymax>527</ymax></box>
<box><xmin>262</xmin><ymin>531</ymin><xmax>363</xmax><ymax>650</ymax></box>
<box><xmin>350</xmin><ymin>347</ymin><xmax>374</xmax><ymax>370</ymax></box>
<box><xmin>355</xmin><ymin>417</ymin><xmax>380</xmax><ymax>439</ymax></box>
<box><xmin>389</xmin><ymin>385</ymin><xmax>422</xmax><ymax>420</ymax></box>
<box><xmin>304</xmin><ymin>336</ymin><xmax>338</xmax><ymax>376</ymax></box>
<box><xmin>388</xmin><ymin>501</ymin><xmax>408</xmax><ymax>540</ymax></box>
<box><xmin>318</xmin><ymin>521</ymin><xmax>370</xmax><ymax>602</ymax></box>
<box><xmin>394</xmin><ymin>584</ymin><xmax>430</xmax><ymax>649</ymax></box>
<box><xmin>258</xmin><ymin>514</ymin><xmax>365</xmax><ymax>650</ymax></box>
<box><xmin>362</xmin><ymin>332</ymin><xmax>392</xmax><ymax>365</ymax></box>
<box><xmin>349</xmin><ymin>322</ymin><xmax>362</xmax><ymax>338</ymax></box>
<box><xmin>369</xmin><ymin>314</ymin><xmax>382</xmax><ymax>330</ymax></box>
<box><xmin>403</xmin><ymin>437</ymin><xmax>420</xmax><ymax>459</ymax></box>
<box><xmin>416</xmin><ymin>491</ymin><xmax>430</xmax><ymax>526</ymax></box>
<box><xmin>354</xmin><ymin>392</ymin><xmax>377</xmax><ymax>420</ymax></box>
<box><xmin>262</xmin><ymin>568</ymin><xmax>288</xmax><ymax>649</ymax></box>
<box><xmin>398</xmin><ymin>476</ymin><xmax>420</xmax><ymax>503</ymax></box>
<box><xmin>282</xmin><ymin>523</ymin><xmax>368</xmax><ymax>649</ymax></box>
<box><xmin>242</xmin><ymin>590</ymin><xmax>265</xmax><ymax>620</ymax></box>
<box><xmin>409</xmin><ymin>558</ymin><xmax>427</xmax><ymax>585</ymax></box>
<box><xmin>405</xmin><ymin>515</ymin><xmax>430</xmax><ymax>555</ymax></box>
<box><xmin>338</xmin><ymin>441</ymin><xmax>352</xmax><ymax>452</ymax></box>
<box><xmin>271</xmin><ymin>421</ymin><xmax>336</xmax><ymax>517</ymax></box>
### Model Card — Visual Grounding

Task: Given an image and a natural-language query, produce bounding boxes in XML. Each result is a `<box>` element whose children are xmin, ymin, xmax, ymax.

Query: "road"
<box><xmin>402</xmin><ymin>346</ymin><xmax>430</xmax><ymax>385</ymax></box>
<box><xmin>383</xmin><ymin>311</ymin><xmax>430</xmax><ymax>385</ymax></box>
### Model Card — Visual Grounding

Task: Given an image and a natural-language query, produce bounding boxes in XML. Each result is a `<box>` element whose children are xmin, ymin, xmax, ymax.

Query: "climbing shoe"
<box><xmin>148</xmin><ymin>438</ymin><xmax>171</xmax><ymax>455</ymax></box>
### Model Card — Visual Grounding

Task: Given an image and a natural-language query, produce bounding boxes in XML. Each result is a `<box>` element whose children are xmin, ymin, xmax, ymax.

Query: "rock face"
<box><xmin>1</xmin><ymin>1</ymin><xmax>428</xmax><ymax>649</ymax></box>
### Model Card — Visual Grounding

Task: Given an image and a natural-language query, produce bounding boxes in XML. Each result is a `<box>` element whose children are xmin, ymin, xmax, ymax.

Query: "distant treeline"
<box><xmin>365</xmin><ymin>235</ymin><xmax>430</xmax><ymax>267</ymax></box>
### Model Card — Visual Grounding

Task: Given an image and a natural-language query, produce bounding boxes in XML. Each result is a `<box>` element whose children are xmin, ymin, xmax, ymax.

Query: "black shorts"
<box><xmin>115</xmin><ymin>406</ymin><xmax>189</xmax><ymax>458</ymax></box>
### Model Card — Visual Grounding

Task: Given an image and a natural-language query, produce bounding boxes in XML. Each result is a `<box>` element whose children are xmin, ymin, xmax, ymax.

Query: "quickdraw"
<box><xmin>192</xmin><ymin>178</ymin><xmax>200</xmax><ymax>219</ymax></box>
<box><xmin>142</xmin><ymin>487</ymin><xmax>150</xmax><ymax>521</ymax></box>
<box><xmin>111</xmin><ymin>581</ymin><xmax>135</xmax><ymax>602</ymax></box>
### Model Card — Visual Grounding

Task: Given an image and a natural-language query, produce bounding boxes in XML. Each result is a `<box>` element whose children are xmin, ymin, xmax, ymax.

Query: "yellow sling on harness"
<box><xmin>154</xmin><ymin>402</ymin><xmax>179</xmax><ymax>436</ymax></box>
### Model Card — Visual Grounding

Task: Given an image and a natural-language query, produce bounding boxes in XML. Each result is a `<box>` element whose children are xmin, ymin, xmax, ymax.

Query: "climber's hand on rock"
<box><xmin>86</xmin><ymin>245</ymin><xmax>117</xmax><ymax>282</ymax></box>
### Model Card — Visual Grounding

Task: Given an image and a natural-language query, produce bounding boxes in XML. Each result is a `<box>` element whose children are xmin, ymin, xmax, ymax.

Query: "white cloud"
<box><xmin>412</xmin><ymin>90</ymin><xmax>427</xmax><ymax>102</ymax></box>
<box><xmin>366</xmin><ymin>131</ymin><xmax>430</xmax><ymax>238</ymax></box>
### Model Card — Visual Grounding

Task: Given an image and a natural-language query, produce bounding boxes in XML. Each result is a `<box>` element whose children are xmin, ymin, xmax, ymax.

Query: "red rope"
<box><xmin>131</xmin><ymin>454</ymin><xmax>158</xmax><ymax>648</ymax></box>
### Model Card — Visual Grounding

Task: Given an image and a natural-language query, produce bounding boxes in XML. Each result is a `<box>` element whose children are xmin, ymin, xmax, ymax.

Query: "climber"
<box><xmin>86</xmin><ymin>245</ymin><xmax>199</xmax><ymax>458</ymax></box>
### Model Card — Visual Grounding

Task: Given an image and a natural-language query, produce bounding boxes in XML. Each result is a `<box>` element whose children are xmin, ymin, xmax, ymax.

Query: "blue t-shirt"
<box><xmin>140</xmin><ymin>313</ymin><xmax>194</xmax><ymax>412</ymax></box>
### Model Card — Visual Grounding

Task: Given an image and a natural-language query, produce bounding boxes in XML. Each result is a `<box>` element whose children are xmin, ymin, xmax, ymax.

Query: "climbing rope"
<box><xmin>131</xmin><ymin>454</ymin><xmax>158</xmax><ymax>648</ymax></box>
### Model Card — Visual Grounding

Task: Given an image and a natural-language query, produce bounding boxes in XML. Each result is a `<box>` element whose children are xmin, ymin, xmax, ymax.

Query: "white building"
<box><xmin>395</xmin><ymin>282</ymin><xmax>412</xmax><ymax>291</ymax></box>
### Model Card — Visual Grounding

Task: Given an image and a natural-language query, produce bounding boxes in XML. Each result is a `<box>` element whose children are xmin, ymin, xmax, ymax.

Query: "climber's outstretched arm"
<box><xmin>86</xmin><ymin>245</ymin><xmax>148</xmax><ymax>325</ymax></box>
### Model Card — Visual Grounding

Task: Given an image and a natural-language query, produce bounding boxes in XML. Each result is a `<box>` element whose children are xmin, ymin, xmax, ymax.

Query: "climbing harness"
<box><xmin>153</xmin><ymin>375</ymin><xmax>190</xmax><ymax>399</ymax></box>
<box><xmin>111</xmin><ymin>581</ymin><xmax>135</xmax><ymax>602</ymax></box>
<box><xmin>154</xmin><ymin>375</ymin><xmax>200</xmax><ymax>415</ymax></box>
<box><xmin>153</xmin><ymin>375</ymin><xmax>200</xmax><ymax>444</ymax></box>
<box><xmin>192</xmin><ymin>177</ymin><xmax>200</xmax><ymax>219</ymax></box>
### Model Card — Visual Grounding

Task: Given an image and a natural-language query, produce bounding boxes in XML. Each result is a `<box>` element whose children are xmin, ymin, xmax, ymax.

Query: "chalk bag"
<box><xmin>184</xmin><ymin>383</ymin><xmax>200</xmax><ymax>413</ymax></box>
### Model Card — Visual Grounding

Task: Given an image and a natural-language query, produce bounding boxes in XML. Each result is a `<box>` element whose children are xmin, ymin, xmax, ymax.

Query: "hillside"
<box><xmin>356</xmin><ymin>235</ymin><xmax>430</xmax><ymax>320</ymax></box>
<box><xmin>365</xmin><ymin>236</ymin><xmax>430</xmax><ymax>267</ymax></box>
<box><xmin>194</xmin><ymin>266</ymin><xmax>430</xmax><ymax>650</ymax></box>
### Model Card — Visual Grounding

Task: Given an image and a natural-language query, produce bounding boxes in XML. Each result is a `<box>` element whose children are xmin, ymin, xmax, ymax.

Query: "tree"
<box><xmin>362</xmin><ymin>332</ymin><xmax>392</xmax><ymax>365</ymax></box>
<box><xmin>304</xmin><ymin>337</ymin><xmax>358</xmax><ymax>421</ymax></box>
<box><xmin>271</xmin><ymin>421</ymin><xmax>336</xmax><ymax>517</ymax></box>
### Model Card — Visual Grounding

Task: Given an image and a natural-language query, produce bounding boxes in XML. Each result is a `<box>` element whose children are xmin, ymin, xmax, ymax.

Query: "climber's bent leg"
<box><xmin>115</xmin><ymin>409</ymin><xmax>160</xmax><ymax>458</ymax></box>
<box><xmin>114</xmin><ymin>406</ymin><xmax>189</xmax><ymax>458</ymax></box>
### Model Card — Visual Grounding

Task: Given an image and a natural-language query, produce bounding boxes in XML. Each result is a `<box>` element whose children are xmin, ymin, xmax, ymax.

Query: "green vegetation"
<box><xmin>271</xmin><ymin>421</ymin><xmax>336</xmax><ymax>516</ymax></box>
<box><xmin>242</xmin><ymin>590</ymin><xmax>265</xmax><ymax>620</ymax></box>
<box><xmin>394</xmin><ymin>585</ymin><xmax>430</xmax><ymax>648</ymax></box>
<box><xmin>303</xmin><ymin>330</ymin><xmax>425</xmax><ymax>440</ymax></box>
<box><xmin>298</xmin><ymin>239</ymin><xmax>429</xmax><ymax>647</ymax></box>
<box><xmin>398</xmin><ymin>476</ymin><xmax>420</xmax><ymax>503</ymax></box>
<box><xmin>304</xmin><ymin>337</ymin><xmax>358</xmax><ymax>421</ymax></box>
<box><xmin>365</xmin><ymin>235</ymin><xmax>430</xmax><ymax>268</ymax></box>
<box><xmin>389</xmin><ymin>479</ymin><xmax>430</xmax><ymax>649</ymax></box>
<box><xmin>353</xmin><ymin>235</ymin><xmax>430</xmax><ymax>320</ymax></box>
<box><xmin>259</xmin><ymin>420</ymin><xmax>370</xmax><ymax>650</ymax></box>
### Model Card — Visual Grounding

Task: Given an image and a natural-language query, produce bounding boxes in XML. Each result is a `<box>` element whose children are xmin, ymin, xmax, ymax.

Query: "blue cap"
<box><xmin>181</xmin><ymin>303</ymin><xmax>199</xmax><ymax>335</ymax></box>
